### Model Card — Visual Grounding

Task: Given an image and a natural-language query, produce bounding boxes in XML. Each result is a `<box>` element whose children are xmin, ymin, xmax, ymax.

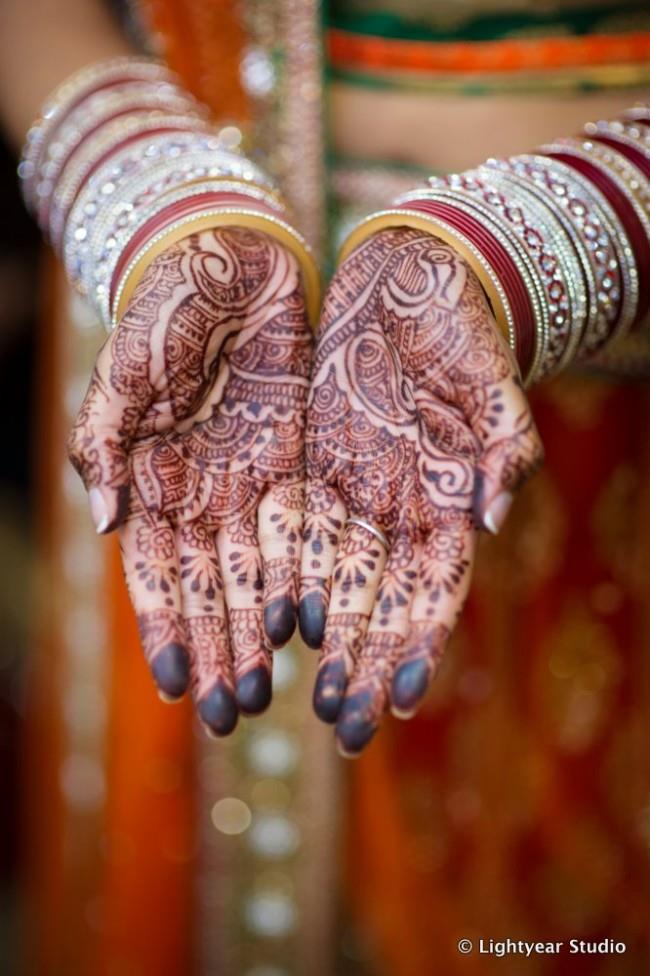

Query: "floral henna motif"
<box><xmin>69</xmin><ymin>227</ymin><xmax>311</xmax><ymax>733</ymax></box>
<box><xmin>302</xmin><ymin>227</ymin><xmax>543</xmax><ymax>755</ymax></box>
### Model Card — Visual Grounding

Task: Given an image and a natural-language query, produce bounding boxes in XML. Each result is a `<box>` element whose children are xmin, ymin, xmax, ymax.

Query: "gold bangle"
<box><xmin>113</xmin><ymin>208</ymin><xmax>322</xmax><ymax>329</ymax></box>
<box><xmin>338</xmin><ymin>209</ymin><xmax>513</xmax><ymax>347</ymax></box>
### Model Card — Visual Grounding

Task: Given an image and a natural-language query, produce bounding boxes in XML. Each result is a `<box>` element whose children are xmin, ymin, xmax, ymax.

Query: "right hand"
<box><xmin>68</xmin><ymin>227</ymin><xmax>312</xmax><ymax>735</ymax></box>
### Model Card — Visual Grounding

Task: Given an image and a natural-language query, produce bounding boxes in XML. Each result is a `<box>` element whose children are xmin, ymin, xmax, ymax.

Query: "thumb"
<box><xmin>68</xmin><ymin>335</ymin><xmax>154</xmax><ymax>534</ymax></box>
<box><xmin>472</xmin><ymin>395</ymin><xmax>544</xmax><ymax>535</ymax></box>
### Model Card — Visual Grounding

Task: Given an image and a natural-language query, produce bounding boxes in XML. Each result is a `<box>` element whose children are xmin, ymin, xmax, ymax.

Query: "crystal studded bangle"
<box><xmin>48</xmin><ymin>113</ymin><xmax>211</xmax><ymax>246</ymax></box>
<box><xmin>35</xmin><ymin>84</ymin><xmax>205</xmax><ymax>229</ymax></box>
<box><xmin>20</xmin><ymin>56</ymin><xmax>320</xmax><ymax>334</ymax></box>
<box><xmin>486</xmin><ymin>154</ymin><xmax>629</xmax><ymax>357</ymax></box>
<box><xmin>584</xmin><ymin>119</ymin><xmax>650</xmax><ymax>180</ymax></box>
<box><xmin>543</xmin><ymin>138</ymin><xmax>649</xmax><ymax>331</ymax></box>
<box><xmin>19</xmin><ymin>57</ymin><xmax>179</xmax><ymax>208</ymax></box>
<box><xmin>340</xmin><ymin>106</ymin><xmax>649</xmax><ymax>383</ymax></box>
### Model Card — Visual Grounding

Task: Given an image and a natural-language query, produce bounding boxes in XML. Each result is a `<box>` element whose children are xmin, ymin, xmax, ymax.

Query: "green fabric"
<box><xmin>327</xmin><ymin>2</ymin><xmax>649</xmax><ymax>42</ymax></box>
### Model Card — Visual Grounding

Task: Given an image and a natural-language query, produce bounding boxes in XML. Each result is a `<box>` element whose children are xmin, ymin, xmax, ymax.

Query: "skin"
<box><xmin>68</xmin><ymin>227</ymin><xmax>312</xmax><ymax>734</ymax></box>
<box><xmin>299</xmin><ymin>228</ymin><xmax>544</xmax><ymax>757</ymax></box>
<box><xmin>0</xmin><ymin>0</ymin><xmax>560</xmax><ymax>751</ymax></box>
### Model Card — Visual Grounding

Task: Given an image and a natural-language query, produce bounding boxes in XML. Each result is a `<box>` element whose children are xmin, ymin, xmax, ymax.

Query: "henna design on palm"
<box><xmin>300</xmin><ymin>228</ymin><xmax>543</xmax><ymax>756</ymax></box>
<box><xmin>69</xmin><ymin>227</ymin><xmax>311</xmax><ymax>734</ymax></box>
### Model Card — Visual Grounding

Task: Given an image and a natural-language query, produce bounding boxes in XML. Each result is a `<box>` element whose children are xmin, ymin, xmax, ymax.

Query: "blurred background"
<box><xmin>0</xmin><ymin>128</ymin><xmax>39</xmax><ymax>970</ymax></box>
<box><xmin>1</xmin><ymin>2</ymin><xmax>650</xmax><ymax>974</ymax></box>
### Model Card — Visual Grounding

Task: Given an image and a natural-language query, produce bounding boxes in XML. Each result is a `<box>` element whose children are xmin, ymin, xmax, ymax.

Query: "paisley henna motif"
<box><xmin>69</xmin><ymin>227</ymin><xmax>311</xmax><ymax>733</ymax></box>
<box><xmin>301</xmin><ymin>227</ymin><xmax>543</xmax><ymax>755</ymax></box>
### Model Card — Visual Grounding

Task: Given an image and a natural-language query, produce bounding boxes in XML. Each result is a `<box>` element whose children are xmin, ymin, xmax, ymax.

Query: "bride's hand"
<box><xmin>299</xmin><ymin>227</ymin><xmax>543</xmax><ymax>756</ymax></box>
<box><xmin>68</xmin><ymin>227</ymin><xmax>312</xmax><ymax>735</ymax></box>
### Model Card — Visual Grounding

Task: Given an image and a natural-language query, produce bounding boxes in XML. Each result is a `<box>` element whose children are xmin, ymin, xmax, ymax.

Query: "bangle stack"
<box><xmin>19</xmin><ymin>56</ymin><xmax>320</xmax><ymax>331</ymax></box>
<box><xmin>339</xmin><ymin>107</ymin><xmax>650</xmax><ymax>385</ymax></box>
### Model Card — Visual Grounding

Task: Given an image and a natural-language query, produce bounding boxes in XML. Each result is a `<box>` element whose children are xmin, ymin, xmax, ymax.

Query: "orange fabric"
<box><xmin>96</xmin><ymin>540</ymin><xmax>197</xmax><ymax>976</ymax></box>
<box><xmin>328</xmin><ymin>28</ymin><xmax>650</xmax><ymax>75</ymax></box>
<box><xmin>139</xmin><ymin>0</ymin><xmax>249</xmax><ymax>120</ymax></box>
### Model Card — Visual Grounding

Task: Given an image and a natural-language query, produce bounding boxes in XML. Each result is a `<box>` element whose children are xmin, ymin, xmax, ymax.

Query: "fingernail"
<box><xmin>391</xmin><ymin>706</ymin><xmax>417</xmax><ymax>720</ymax></box>
<box><xmin>198</xmin><ymin>682</ymin><xmax>238</xmax><ymax>736</ymax></box>
<box><xmin>236</xmin><ymin>666</ymin><xmax>272</xmax><ymax>715</ymax></box>
<box><xmin>151</xmin><ymin>643</ymin><xmax>190</xmax><ymax>699</ymax></box>
<box><xmin>264</xmin><ymin>596</ymin><xmax>296</xmax><ymax>648</ymax></box>
<box><xmin>202</xmin><ymin>723</ymin><xmax>221</xmax><ymax>741</ymax></box>
<box><xmin>158</xmin><ymin>690</ymin><xmax>182</xmax><ymax>705</ymax></box>
<box><xmin>391</xmin><ymin>659</ymin><xmax>429</xmax><ymax>714</ymax></box>
<box><xmin>336</xmin><ymin>741</ymin><xmax>361</xmax><ymax>760</ymax></box>
<box><xmin>298</xmin><ymin>592</ymin><xmax>327</xmax><ymax>649</ymax></box>
<box><xmin>89</xmin><ymin>487</ymin><xmax>109</xmax><ymax>534</ymax></box>
<box><xmin>484</xmin><ymin>491</ymin><xmax>514</xmax><ymax>535</ymax></box>
<box><xmin>313</xmin><ymin>659</ymin><xmax>347</xmax><ymax>724</ymax></box>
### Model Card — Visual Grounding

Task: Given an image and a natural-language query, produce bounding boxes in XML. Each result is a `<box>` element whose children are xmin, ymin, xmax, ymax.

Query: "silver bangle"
<box><xmin>471</xmin><ymin>167</ymin><xmax>587</xmax><ymax>378</ymax></box>
<box><xmin>541</xmin><ymin>141</ymin><xmax>639</xmax><ymax>348</ymax></box>
<box><xmin>48</xmin><ymin>112</ymin><xmax>211</xmax><ymax>246</ymax></box>
<box><xmin>19</xmin><ymin>57</ymin><xmax>178</xmax><ymax>208</ymax></box>
<box><xmin>64</xmin><ymin>133</ymin><xmax>271</xmax><ymax>290</ymax></box>
<box><xmin>35</xmin><ymin>85</ymin><xmax>204</xmax><ymax>228</ymax></box>
<box><xmin>484</xmin><ymin>154</ymin><xmax>624</xmax><ymax>364</ymax></box>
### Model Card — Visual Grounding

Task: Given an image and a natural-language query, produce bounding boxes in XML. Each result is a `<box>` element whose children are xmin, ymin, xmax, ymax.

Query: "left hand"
<box><xmin>299</xmin><ymin>227</ymin><xmax>543</xmax><ymax>756</ymax></box>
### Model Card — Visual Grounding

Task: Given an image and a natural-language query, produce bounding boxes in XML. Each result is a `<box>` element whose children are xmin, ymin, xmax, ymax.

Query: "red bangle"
<box><xmin>397</xmin><ymin>198</ymin><xmax>536</xmax><ymax>378</ymax></box>
<box><xmin>545</xmin><ymin>150</ymin><xmax>649</xmax><ymax>329</ymax></box>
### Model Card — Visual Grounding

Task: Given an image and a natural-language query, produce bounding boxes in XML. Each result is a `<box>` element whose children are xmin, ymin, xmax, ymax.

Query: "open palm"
<box><xmin>300</xmin><ymin>228</ymin><xmax>543</xmax><ymax>755</ymax></box>
<box><xmin>69</xmin><ymin>227</ymin><xmax>312</xmax><ymax>734</ymax></box>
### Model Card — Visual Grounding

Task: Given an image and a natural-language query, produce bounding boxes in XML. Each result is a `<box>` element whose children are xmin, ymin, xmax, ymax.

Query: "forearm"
<box><xmin>342</xmin><ymin>106</ymin><xmax>650</xmax><ymax>386</ymax></box>
<box><xmin>0</xmin><ymin>0</ymin><xmax>133</xmax><ymax>147</ymax></box>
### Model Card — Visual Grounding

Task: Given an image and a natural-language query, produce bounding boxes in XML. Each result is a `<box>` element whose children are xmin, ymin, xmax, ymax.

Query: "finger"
<box><xmin>312</xmin><ymin>521</ymin><xmax>387</xmax><ymax>724</ymax></box>
<box><xmin>68</xmin><ymin>314</ymin><xmax>156</xmax><ymax>535</ymax></box>
<box><xmin>176</xmin><ymin>522</ymin><xmax>238</xmax><ymax>737</ymax></box>
<box><xmin>391</xmin><ymin>512</ymin><xmax>476</xmax><ymax>717</ymax></box>
<box><xmin>258</xmin><ymin>482</ymin><xmax>303</xmax><ymax>649</ymax></box>
<box><xmin>119</xmin><ymin>503</ymin><xmax>190</xmax><ymax>700</ymax></box>
<box><xmin>298</xmin><ymin>480</ymin><xmax>347</xmax><ymax>649</ymax></box>
<box><xmin>335</xmin><ymin>533</ymin><xmax>422</xmax><ymax>756</ymax></box>
<box><xmin>217</xmin><ymin>519</ymin><xmax>271</xmax><ymax>716</ymax></box>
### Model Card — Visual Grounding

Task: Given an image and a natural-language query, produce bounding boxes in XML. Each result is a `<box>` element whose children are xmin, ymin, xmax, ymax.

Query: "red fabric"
<box><xmin>346</xmin><ymin>376</ymin><xmax>650</xmax><ymax>976</ymax></box>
